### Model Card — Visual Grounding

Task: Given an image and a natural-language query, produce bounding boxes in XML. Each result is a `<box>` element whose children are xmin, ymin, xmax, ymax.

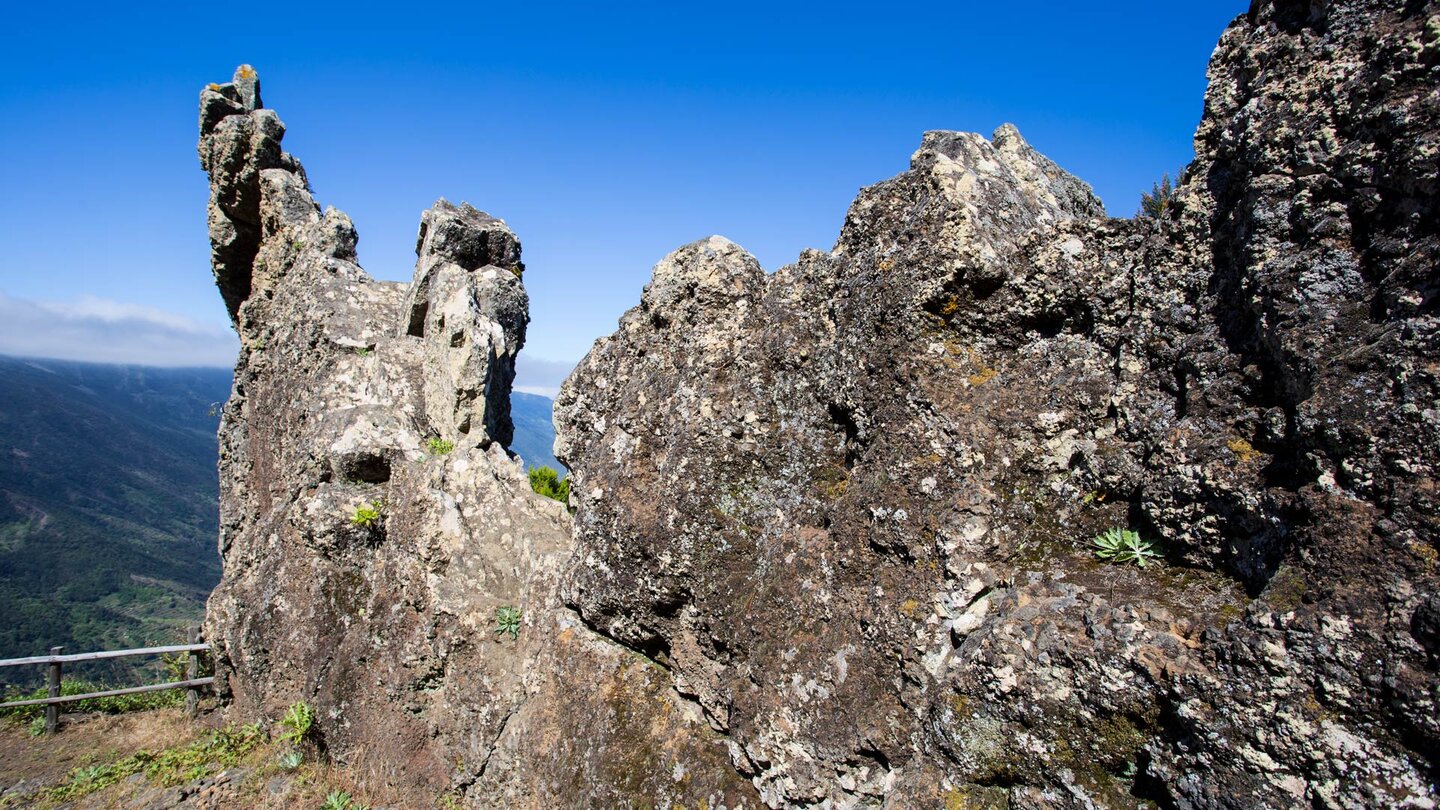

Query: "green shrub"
<box><xmin>277</xmin><ymin>700</ymin><xmax>315</xmax><ymax>747</ymax></box>
<box><xmin>528</xmin><ymin>466</ymin><xmax>569</xmax><ymax>503</ymax></box>
<box><xmin>350</xmin><ymin>501</ymin><xmax>383</xmax><ymax>527</ymax></box>
<box><xmin>1137</xmin><ymin>173</ymin><xmax>1180</xmax><ymax>218</ymax></box>
<box><xmin>322</xmin><ymin>790</ymin><xmax>370</xmax><ymax>810</ymax></box>
<box><xmin>425</xmin><ymin>437</ymin><xmax>455</xmax><ymax>455</ymax></box>
<box><xmin>495</xmin><ymin>606</ymin><xmax>522</xmax><ymax>640</ymax></box>
<box><xmin>1092</xmin><ymin>527</ymin><xmax>1161</xmax><ymax>567</ymax></box>
<box><xmin>0</xmin><ymin>678</ymin><xmax>182</xmax><ymax>721</ymax></box>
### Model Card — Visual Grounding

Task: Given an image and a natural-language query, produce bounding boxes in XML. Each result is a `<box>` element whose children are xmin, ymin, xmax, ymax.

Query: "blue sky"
<box><xmin>0</xmin><ymin>1</ymin><xmax>1245</xmax><ymax>395</ymax></box>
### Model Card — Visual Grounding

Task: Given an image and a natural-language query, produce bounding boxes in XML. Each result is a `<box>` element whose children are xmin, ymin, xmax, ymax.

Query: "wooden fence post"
<box><xmin>45</xmin><ymin>646</ymin><xmax>62</xmax><ymax>734</ymax></box>
<box><xmin>185</xmin><ymin>627</ymin><xmax>201</xmax><ymax>718</ymax></box>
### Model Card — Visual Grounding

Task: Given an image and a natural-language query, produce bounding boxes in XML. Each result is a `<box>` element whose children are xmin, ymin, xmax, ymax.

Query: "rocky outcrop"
<box><xmin>198</xmin><ymin>66</ymin><xmax>754</xmax><ymax>807</ymax></box>
<box><xmin>555</xmin><ymin>1</ymin><xmax>1439</xmax><ymax>807</ymax></box>
<box><xmin>200</xmin><ymin>0</ymin><xmax>1439</xmax><ymax>806</ymax></box>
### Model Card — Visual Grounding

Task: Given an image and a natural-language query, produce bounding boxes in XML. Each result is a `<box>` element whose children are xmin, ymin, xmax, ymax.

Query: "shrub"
<box><xmin>322</xmin><ymin>790</ymin><xmax>370</xmax><ymax>810</ymax></box>
<box><xmin>1138</xmin><ymin>173</ymin><xmax>1180</xmax><ymax>218</ymax></box>
<box><xmin>528</xmin><ymin>466</ymin><xmax>569</xmax><ymax>503</ymax></box>
<box><xmin>425</xmin><ymin>437</ymin><xmax>455</xmax><ymax>455</ymax></box>
<box><xmin>495</xmin><ymin>606</ymin><xmax>522</xmax><ymax>639</ymax></box>
<box><xmin>350</xmin><ymin>501</ymin><xmax>383</xmax><ymax>527</ymax></box>
<box><xmin>1092</xmin><ymin>527</ymin><xmax>1161</xmax><ymax>567</ymax></box>
<box><xmin>0</xmin><ymin>678</ymin><xmax>181</xmax><ymax>721</ymax></box>
<box><xmin>277</xmin><ymin>700</ymin><xmax>315</xmax><ymax>747</ymax></box>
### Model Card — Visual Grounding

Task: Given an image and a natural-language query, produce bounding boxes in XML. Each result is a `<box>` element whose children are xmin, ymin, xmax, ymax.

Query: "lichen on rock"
<box><xmin>197</xmin><ymin>65</ymin><xmax>753</xmax><ymax>808</ymax></box>
<box><xmin>200</xmin><ymin>0</ymin><xmax>1440</xmax><ymax>806</ymax></box>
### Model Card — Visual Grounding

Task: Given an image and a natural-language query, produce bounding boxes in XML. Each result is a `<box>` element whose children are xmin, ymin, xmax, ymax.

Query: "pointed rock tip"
<box><xmin>992</xmin><ymin>123</ymin><xmax>1026</xmax><ymax>146</ymax></box>
<box><xmin>415</xmin><ymin>198</ymin><xmax>521</xmax><ymax>272</ymax></box>
<box><xmin>232</xmin><ymin>65</ymin><xmax>262</xmax><ymax>110</ymax></box>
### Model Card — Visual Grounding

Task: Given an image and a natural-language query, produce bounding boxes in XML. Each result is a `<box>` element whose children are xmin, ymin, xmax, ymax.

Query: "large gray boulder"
<box><xmin>555</xmin><ymin>2</ymin><xmax>1439</xmax><ymax>807</ymax></box>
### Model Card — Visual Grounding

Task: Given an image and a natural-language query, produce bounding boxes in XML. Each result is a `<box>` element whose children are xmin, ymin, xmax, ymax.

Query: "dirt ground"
<box><xmin>0</xmin><ymin>709</ymin><xmax>205</xmax><ymax>797</ymax></box>
<box><xmin>0</xmin><ymin>707</ymin><xmax>404</xmax><ymax>809</ymax></box>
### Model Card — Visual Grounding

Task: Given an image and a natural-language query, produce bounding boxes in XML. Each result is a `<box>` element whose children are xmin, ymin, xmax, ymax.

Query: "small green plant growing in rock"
<box><xmin>277</xmin><ymin>700</ymin><xmax>315</xmax><ymax>747</ymax></box>
<box><xmin>353</xmin><ymin>347</ymin><xmax>373</xmax><ymax>357</ymax></box>
<box><xmin>322</xmin><ymin>790</ymin><xmax>369</xmax><ymax>810</ymax></box>
<box><xmin>495</xmin><ymin>605</ymin><xmax>522</xmax><ymax>639</ymax></box>
<box><xmin>1092</xmin><ymin>527</ymin><xmax>1161</xmax><ymax>567</ymax></box>
<box><xmin>1138</xmin><ymin>172</ymin><xmax>1181</xmax><ymax>218</ymax></box>
<box><xmin>528</xmin><ymin>466</ymin><xmax>569</xmax><ymax>503</ymax></box>
<box><xmin>277</xmin><ymin>749</ymin><xmax>303</xmax><ymax>770</ymax></box>
<box><xmin>350</xmin><ymin>501</ymin><xmax>383</xmax><ymax>527</ymax></box>
<box><xmin>426</xmin><ymin>437</ymin><xmax>455</xmax><ymax>455</ymax></box>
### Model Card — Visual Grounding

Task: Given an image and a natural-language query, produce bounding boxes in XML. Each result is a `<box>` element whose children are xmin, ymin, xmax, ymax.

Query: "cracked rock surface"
<box><xmin>201</xmin><ymin>0</ymin><xmax>1439</xmax><ymax>806</ymax></box>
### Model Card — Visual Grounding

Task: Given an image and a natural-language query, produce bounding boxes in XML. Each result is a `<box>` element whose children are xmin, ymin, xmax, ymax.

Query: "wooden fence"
<box><xmin>0</xmin><ymin>628</ymin><xmax>213</xmax><ymax>733</ymax></box>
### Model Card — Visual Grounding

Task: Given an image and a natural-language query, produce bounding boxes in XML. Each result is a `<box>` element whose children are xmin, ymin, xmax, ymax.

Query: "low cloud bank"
<box><xmin>0</xmin><ymin>292</ymin><xmax>238</xmax><ymax>367</ymax></box>
<box><xmin>514</xmin><ymin>355</ymin><xmax>577</xmax><ymax>399</ymax></box>
<box><xmin>0</xmin><ymin>292</ymin><xmax>582</xmax><ymax>389</ymax></box>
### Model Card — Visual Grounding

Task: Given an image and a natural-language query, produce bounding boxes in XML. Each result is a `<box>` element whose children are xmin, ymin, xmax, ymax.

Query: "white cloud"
<box><xmin>514</xmin><ymin>354</ymin><xmax>578</xmax><ymax>399</ymax></box>
<box><xmin>0</xmin><ymin>292</ymin><xmax>238</xmax><ymax>367</ymax></box>
<box><xmin>0</xmin><ymin>292</ymin><xmax>584</xmax><ymax>383</ymax></box>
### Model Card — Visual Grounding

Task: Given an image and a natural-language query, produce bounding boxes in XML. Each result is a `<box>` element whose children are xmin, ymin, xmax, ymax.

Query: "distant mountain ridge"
<box><xmin>0</xmin><ymin>353</ymin><xmax>561</xmax><ymax>681</ymax></box>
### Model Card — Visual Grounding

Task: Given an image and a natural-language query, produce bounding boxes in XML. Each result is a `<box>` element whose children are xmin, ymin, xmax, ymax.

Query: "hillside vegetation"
<box><xmin>0</xmin><ymin>356</ymin><xmax>228</xmax><ymax>684</ymax></box>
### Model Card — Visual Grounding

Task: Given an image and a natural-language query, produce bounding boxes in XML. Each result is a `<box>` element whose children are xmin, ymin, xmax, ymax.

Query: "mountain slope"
<box><xmin>509</xmin><ymin>391</ymin><xmax>561</xmax><ymax>472</ymax></box>
<box><xmin>0</xmin><ymin>355</ymin><xmax>231</xmax><ymax>681</ymax></box>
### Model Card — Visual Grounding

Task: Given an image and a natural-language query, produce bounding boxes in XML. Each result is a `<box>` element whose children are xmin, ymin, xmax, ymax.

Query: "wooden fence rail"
<box><xmin>0</xmin><ymin>628</ymin><xmax>212</xmax><ymax>733</ymax></box>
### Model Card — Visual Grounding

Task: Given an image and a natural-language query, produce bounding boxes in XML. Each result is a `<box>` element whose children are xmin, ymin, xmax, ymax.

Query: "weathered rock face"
<box><xmin>554</xmin><ymin>1</ymin><xmax>1440</xmax><ymax>807</ymax></box>
<box><xmin>198</xmin><ymin>66</ymin><xmax>754</xmax><ymax>807</ymax></box>
<box><xmin>202</xmin><ymin>0</ymin><xmax>1439</xmax><ymax>806</ymax></box>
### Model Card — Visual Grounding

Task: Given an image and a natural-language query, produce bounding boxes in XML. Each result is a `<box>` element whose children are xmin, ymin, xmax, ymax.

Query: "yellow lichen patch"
<box><xmin>939</xmin><ymin>295</ymin><xmax>961</xmax><ymax>318</ymax></box>
<box><xmin>943</xmin><ymin>786</ymin><xmax>1008</xmax><ymax>810</ymax></box>
<box><xmin>1410</xmin><ymin>539</ymin><xmax>1438</xmax><ymax>569</ymax></box>
<box><xmin>1227</xmin><ymin>437</ymin><xmax>1261</xmax><ymax>462</ymax></box>
<box><xmin>967</xmin><ymin>367</ymin><xmax>998</xmax><ymax>387</ymax></box>
<box><xmin>237</xmin><ymin>65</ymin><xmax>256</xmax><ymax>79</ymax></box>
<box><xmin>899</xmin><ymin>598</ymin><xmax>920</xmax><ymax>617</ymax></box>
<box><xmin>207</xmin><ymin>83</ymin><xmax>221</xmax><ymax>91</ymax></box>
<box><xmin>948</xmin><ymin>693</ymin><xmax>973</xmax><ymax>717</ymax></box>
<box><xmin>877</xmin><ymin>258</ymin><xmax>895</xmax><ymax>272</ymax></box>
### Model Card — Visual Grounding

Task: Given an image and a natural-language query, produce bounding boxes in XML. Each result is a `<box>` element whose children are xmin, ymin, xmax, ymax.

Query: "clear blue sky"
<box><xmin>0</xmin><ymin>1</ymin><xmax>1246</xmax><ymax>392</ymax></box>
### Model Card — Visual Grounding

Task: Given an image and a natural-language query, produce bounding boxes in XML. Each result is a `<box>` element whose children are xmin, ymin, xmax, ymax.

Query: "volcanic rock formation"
<box><xmin>200</xmin><ymin>1</ymin><xmax>1439</xmax><ymax>806</ymax></box>
<box><xmin>198</xmin><ymin>67</ymin><xmax>751</xmax><ymax>807</ymax></box>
